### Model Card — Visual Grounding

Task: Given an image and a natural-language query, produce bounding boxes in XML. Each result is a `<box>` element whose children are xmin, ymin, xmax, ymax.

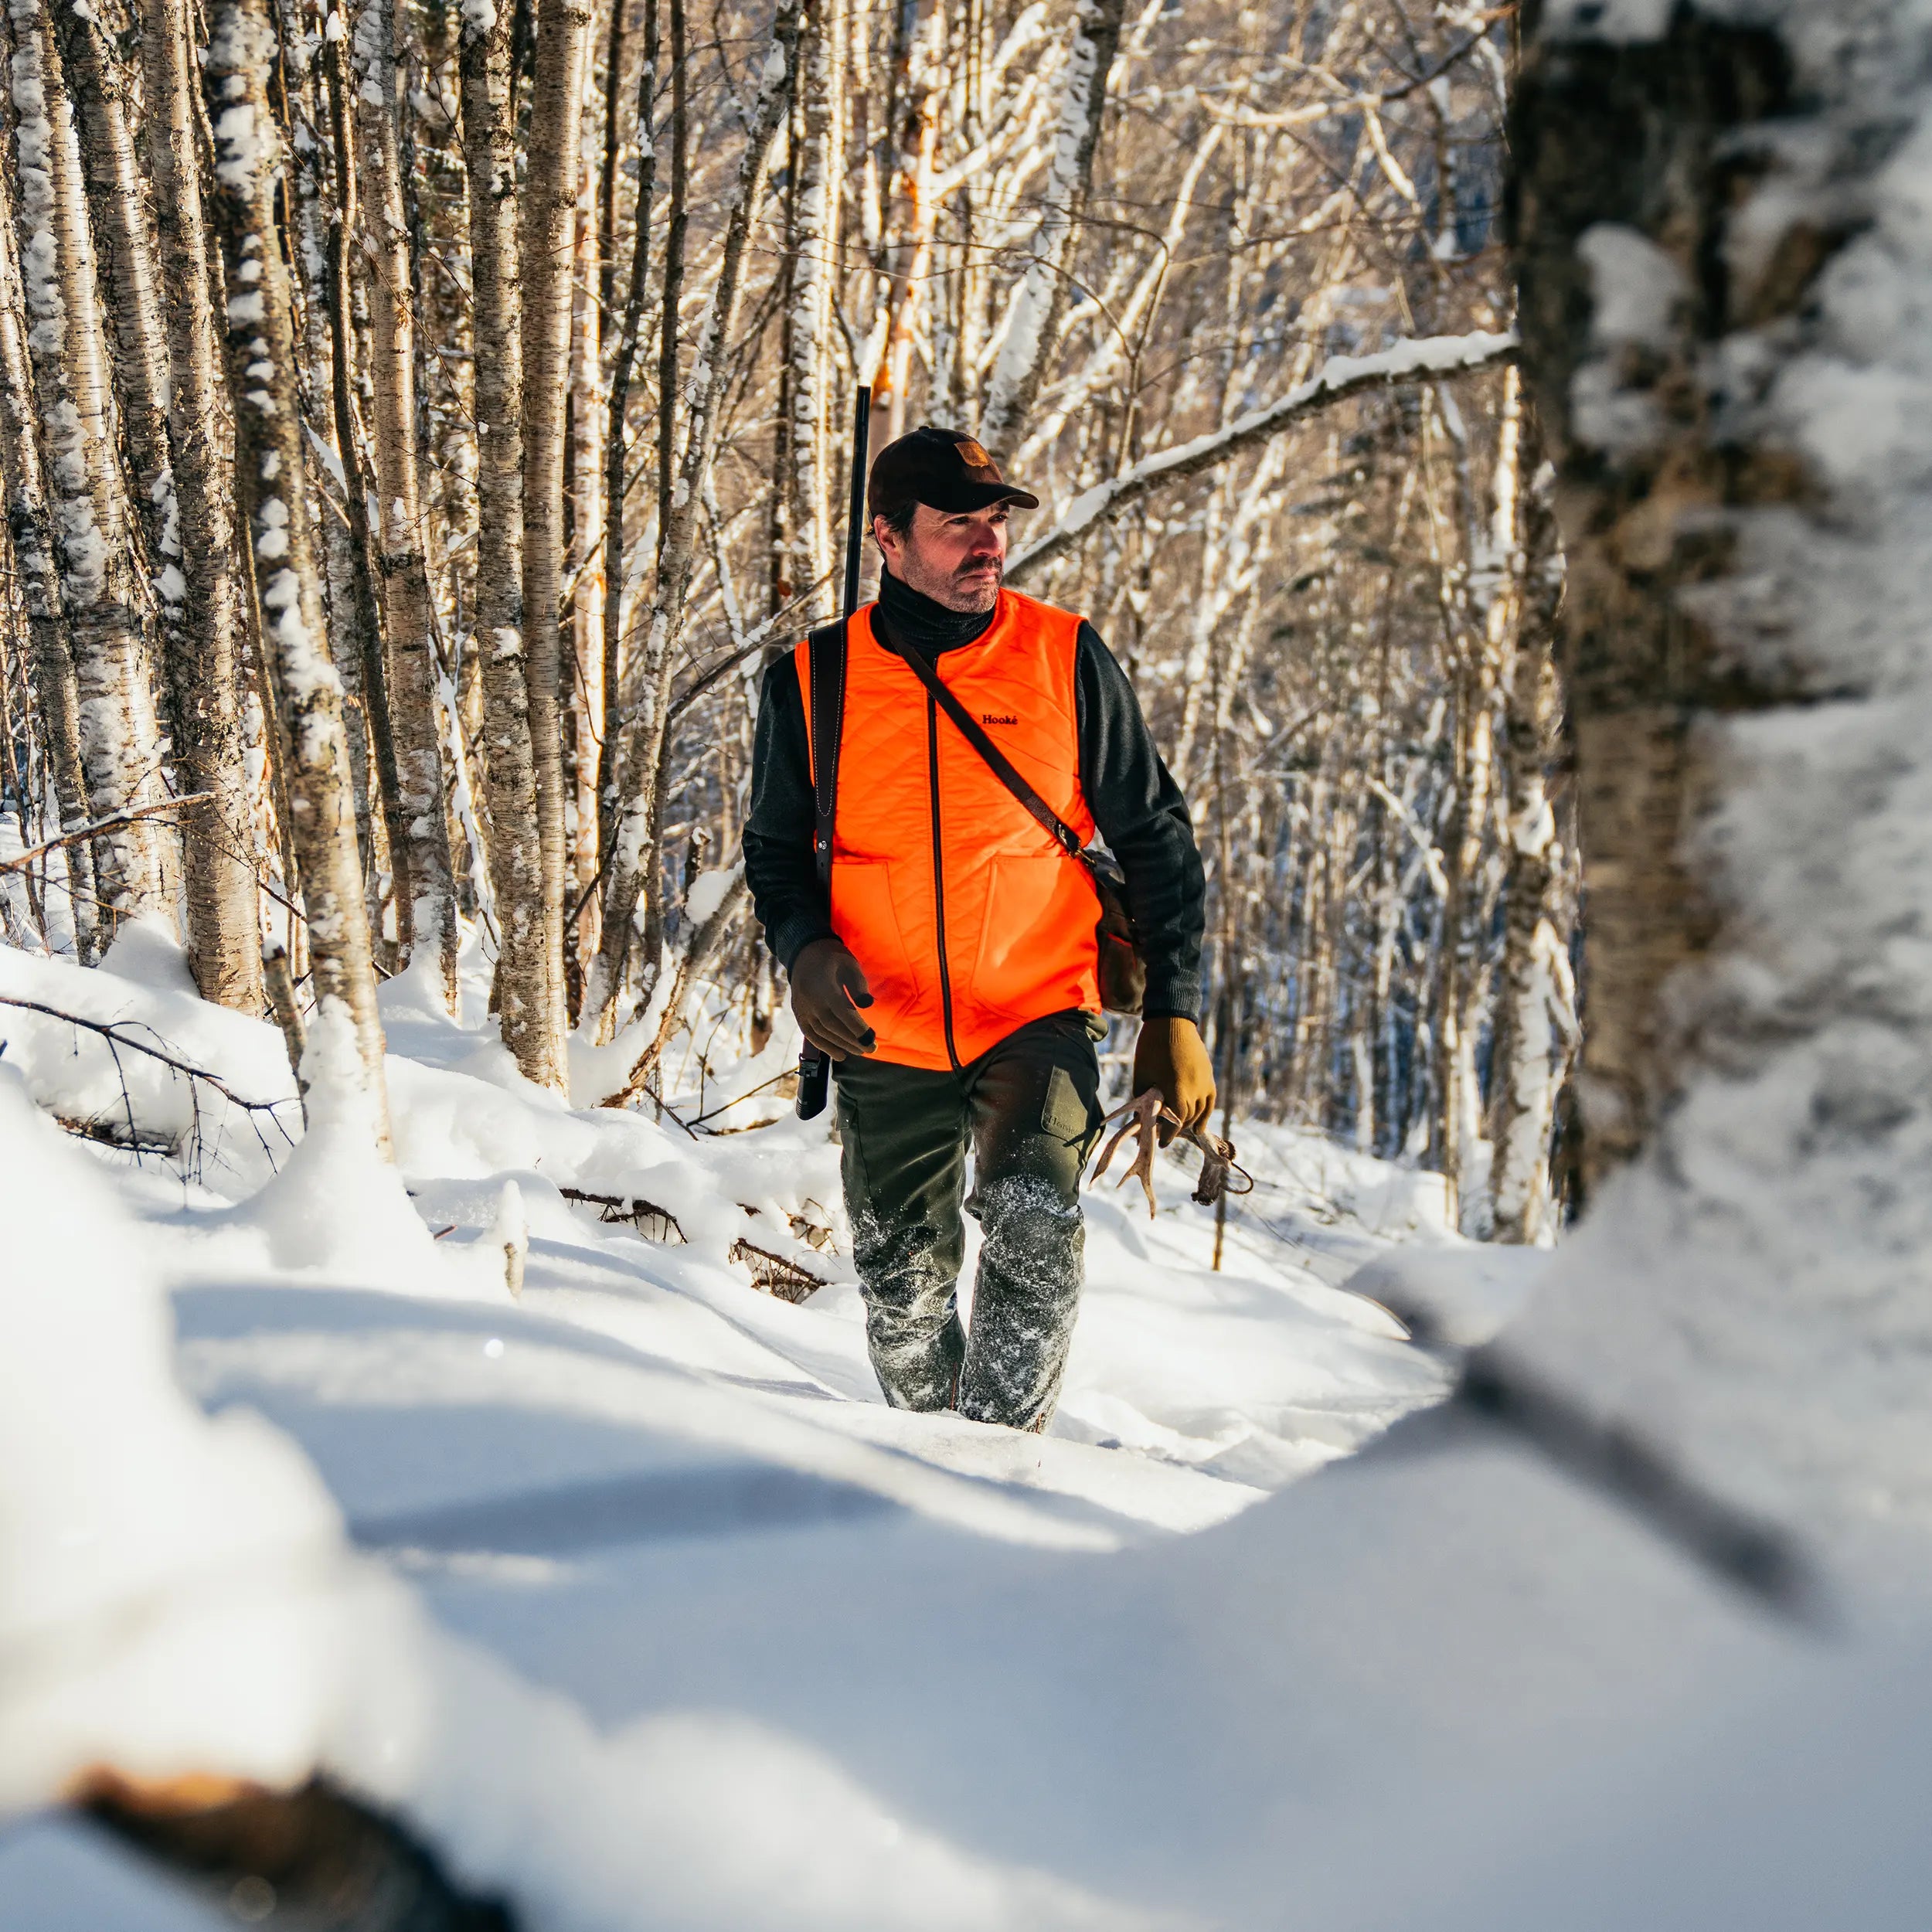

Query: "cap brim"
<box><xmin>929</xmin><ymin>480</ymin><xmax>1040</xmax><ymax>513</ymax></box>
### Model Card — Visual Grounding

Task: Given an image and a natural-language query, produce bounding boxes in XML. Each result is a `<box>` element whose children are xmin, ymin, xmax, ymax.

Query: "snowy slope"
<box><xmin>0</xmin><ymin>930</ymin><xmax>1460</xmax><ymax>1927</ymax></box>
<box><xmin>3</xmin><ymin>929</ymin><xmax>1926</xmax><ymax>1930</ymax></box>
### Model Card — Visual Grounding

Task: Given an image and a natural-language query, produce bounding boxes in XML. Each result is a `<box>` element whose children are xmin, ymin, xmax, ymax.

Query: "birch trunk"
<box><xmin>568</xmin><ymin>43</ymin><xmax>606</xmax><ymax>985</ymax></box>
<box><xmin>0</xmin><ymin>155</ymin><xmax>91</xmax><ymax>954</ymax></box>
<box><xmin>354</xmin><ymin>0</ymin><xmax>460</xmax><ymax>1011</ymax></box>
<box><xmin>137</xmin><ymin>0</ymin><xmax>264</xmax><ymax>1012</ymax></box>
<box><xmin>1488</xmin><ymin>611</ymin><xmax>1574</xmax><ymax>1243</ymax></box>
<box><xmin>1487</xmin><ymin>392</ymin><xmax>1574</xmax><ymax>1243</ymax></box>
<box><xmin>204</xmin><ymin>0</ymin><xmax>391</xmax><ymax>1143</ymax></box>
<box><xmin>2</xmin><ymin>0</ymin><xmax>167</xmax><ymax>934</ymax></box>
<box><xmin>977</xmin><ymin>0</ymin><xmax>1126</xmax><ymax>454</ymax></box>
<box><xmin>282</xmin><ymin>23</ymin><xmax>379</xmax><ymax>909</ymax></box>
<box><xmin>872</xmin><ymin>19</ymin><xmax>939</xmax><ymax>447</ymax></box>
<box><xmin>586</xmin><ymin>0</ymin><xmax>802</xmax><ymax>1043</ymax></box>
<box><xmin>519</xmin><ymin>0</ymin><xmax>595</xmax><ymax>1047</ymax></box>
<box><xmin>461</xmin><ymin>0</ymin><xmax>563</xmax><ymax>1088</ymax></box>
<box><xmin>49</xmin><ymin>5</ymin><xmax>172</xmax><ymax>590</ymax></box>
<box><xmin>320</xmin><ymin>17</ymin><xmax>410</xmax><ymax>948</ymax></box>
<box><xmin>599</xmin><ymin>0</ymin><xmax>657</xmax><ymax>873</ymax></box>
<box><xmin>653</xmin><ymin>0</ymin><xmax>687</xmax><ymax>557</ymax></box>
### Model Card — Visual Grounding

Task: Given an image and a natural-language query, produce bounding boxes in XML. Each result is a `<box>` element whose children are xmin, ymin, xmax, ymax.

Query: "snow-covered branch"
<box><xmin>1005</xmin><ymin>330</ymin><xmax>1518</xmax><ymax>585</ymax></box>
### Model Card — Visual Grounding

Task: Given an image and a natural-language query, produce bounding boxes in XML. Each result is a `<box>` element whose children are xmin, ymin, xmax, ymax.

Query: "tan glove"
<box><xmin>790</xmin><ymin>937</ymin><xmax>877</xmax><ymax>1060</ymax></box>
<box><xmin>1131</xmin><ymin>1015</ymin><xmax>1216</xmax><ymax>1145</ymax></box>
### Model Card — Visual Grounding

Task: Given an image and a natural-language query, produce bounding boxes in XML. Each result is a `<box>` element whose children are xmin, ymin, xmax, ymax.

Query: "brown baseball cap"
<box><xmin>867</xmin><ymin>424</ymin><xmax>1040</xmax><ymax>523</ymax></box>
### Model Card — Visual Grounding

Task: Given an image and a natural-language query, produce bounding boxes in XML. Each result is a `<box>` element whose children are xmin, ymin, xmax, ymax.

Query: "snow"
<box><xmin>1578</xmin><ymin>222</ymin><xmax>1684</xmax><ymax>349</ymax></box>
<box><xmin>0</xmin><ymin>928</ymin><xmax>1458</xmax><ymax>1923</ymax></box>
<box><xmin>0</xmin><ymin>1068</ymin><xmax>347</xmax><ymax>1807</ymax></box>
<box><xmin>2</xmin><ymin>900</ymin><xmax>1930</xmax><ymax>1927</ymax></box>
<box><xmin>210</xmin><ymin>104</ymin><xmax>267</xmax><ymax>192</ymax></box>
<box><xmin>682</xmin><ymin>863</ymin><xmax>739</xmax><ymax>929</ymax></box>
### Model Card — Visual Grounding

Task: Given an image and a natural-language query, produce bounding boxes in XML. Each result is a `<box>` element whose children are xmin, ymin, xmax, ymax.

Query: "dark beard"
<box><xmin>948</xmin><ymin>562</ymin><xmax>1002</xmax><ymax>611</ymax></box>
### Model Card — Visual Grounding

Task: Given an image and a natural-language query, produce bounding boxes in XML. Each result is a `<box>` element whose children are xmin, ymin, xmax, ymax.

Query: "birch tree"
<box><xmin>138</xmin><ymin>0</ymin><xmax>264</xmax><ymax>1011</ymax></box>
<box><xmin>783</xmin><ymin>0</ymin><xmax>838</xmax><ymax>600</ymax></box>
<box><xmin>354</xmin><ymin>0</ymin><xmax>460</xmax><ymax>1010</ymax></box>
<box><xmin>3</xmin><ymin>0</ymin><xmax>167</xmax><ymax>934</ymax></box>
<box><xmin>0</xmin><ymin>151</ymin><xmax>90</xmax><ymax>954</ymax></box>
<box><xmin>1502</xmin><ymin>0</ymin><xmax>1932</xmax><ymax>1529</ymax></box>
<box><xmin>977</xmin><ymin>0</ymin><xmax>1126</xmax><ymax>455</ymax></box>
<box><xmin>203</xmin><ymin>0</ymin><xmax>391</xmax><ymax>1138</ymax></box>
<box><xmin>586</xmin><ymin>0</ymin><xmax>804</xmax><ymax>1043</ymax></box>
<box><xmin>461</xmin><ymin>0</ymin><xmax>560</xmax><ymax>1089</ymax></box>
<box><xmin>519</xmin><ymin>0</ymin><xmax>595</xmax><ymax>1051</ymax></box>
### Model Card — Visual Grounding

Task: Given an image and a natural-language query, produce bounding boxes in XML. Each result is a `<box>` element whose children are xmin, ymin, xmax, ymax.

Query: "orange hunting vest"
<box><xmin>796</xmin><ymin>590</ymin><xmax>1102</xmax><ymax>1071</ymax></box>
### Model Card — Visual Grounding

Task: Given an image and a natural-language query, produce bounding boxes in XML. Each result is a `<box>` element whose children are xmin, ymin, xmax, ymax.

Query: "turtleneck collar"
<box><xmin>875</xmin><ymin>565</ymin><xmax>998</xmax><ymax>657</ymax></box>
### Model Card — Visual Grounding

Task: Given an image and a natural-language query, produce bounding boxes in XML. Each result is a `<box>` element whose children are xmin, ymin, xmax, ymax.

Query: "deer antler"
<box><xmin>1091</xmin><ymin>1089</ymin><xmax>1165</xmax><ymax>1218</ymax></box>
<box><xmin>1090</xmin><ymin>1091</ymin><xmax>1253</xmax><ymax>1218</ymax></box>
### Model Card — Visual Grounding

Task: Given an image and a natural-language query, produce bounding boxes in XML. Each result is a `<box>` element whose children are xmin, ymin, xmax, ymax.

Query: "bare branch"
<box><xmin>0</xmin><ymin>793</ymin><xmax>215</xmax><ymax>874</ymax></box>
<box><xmin>0</xmin><ymin>996</ymin><xmax>294</xmax><ymax>1117</ymax></box>
<box><xmin>1005</xmin><ymin>332</ymin><xmax>1519</xmax><ymax>585</ymax></box>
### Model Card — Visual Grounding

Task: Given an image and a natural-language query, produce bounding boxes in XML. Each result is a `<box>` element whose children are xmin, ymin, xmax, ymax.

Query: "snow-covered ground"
<box><xmin>2</xmin><ymin>927</ymin><xmax>1927</xmax><ymax>1930</ymax></box>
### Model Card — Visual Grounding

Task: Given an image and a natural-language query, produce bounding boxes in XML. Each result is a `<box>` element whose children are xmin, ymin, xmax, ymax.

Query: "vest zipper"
<box><xmin>926</xmin><ymin>689</ymin><xmax>962</xmax><ymax>1071</ymax></box>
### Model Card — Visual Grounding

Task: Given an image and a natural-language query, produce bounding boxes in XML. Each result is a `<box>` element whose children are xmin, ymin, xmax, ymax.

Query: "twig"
<box><xmin>684</xmin><ymin>1064</ymin><xmax>793</xmax><ymax>1128</ymax></box>
<box><xmin>0</xmin><ymin>793</ymin><xmax>216</xmax><ymax>873</ymax></box>
<box><xmin>727</xmin><ymin>1235</ymin><xmax>823</xmax><ymax>1304</ymax></box>
<box><xmin>560</xmin><ymin>1185</ymin><xmax>687</xmax><ymax>1243</ymax></box>
<box><xmin>0</xmin><ymin>998</ymin><xmax>291</xmax><ymax>1117</ymax></box>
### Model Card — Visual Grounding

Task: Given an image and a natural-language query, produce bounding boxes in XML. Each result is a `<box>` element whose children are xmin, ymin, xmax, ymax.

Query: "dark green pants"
<box><xmin>834</xmin><ymin>1009</ymin><xmax>1107</xmax><ymax>1431</ymax></box>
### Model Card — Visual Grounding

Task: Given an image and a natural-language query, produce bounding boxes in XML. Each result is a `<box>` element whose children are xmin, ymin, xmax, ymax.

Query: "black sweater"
<box><xmin>743</xmin><ymin>570</ymin><xmax>1206</xmax><ymax>1022</ymax></box>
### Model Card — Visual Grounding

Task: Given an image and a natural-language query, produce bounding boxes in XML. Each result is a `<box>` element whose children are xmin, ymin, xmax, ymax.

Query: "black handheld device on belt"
<box><xmin>795</xmin><ymin>384</ymin><xmax>872</xmax><ymax>1121</ymax></box>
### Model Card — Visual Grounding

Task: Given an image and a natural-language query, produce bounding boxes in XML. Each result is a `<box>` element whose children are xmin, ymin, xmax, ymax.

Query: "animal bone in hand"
<box><xmin>1090</xmin><ymin>1090</ymin><xmax>1252</xmax><ymax>1218</ymax></box>
<box><xmin>1092</xmin><ymin>1089</ymin><xmax>1165</xmax><ymax>1218</ymax></box>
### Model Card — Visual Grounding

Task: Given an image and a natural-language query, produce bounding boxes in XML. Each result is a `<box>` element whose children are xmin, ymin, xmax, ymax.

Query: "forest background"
<box><xmin>0</xmin><ymin>0</ymin><xmax>1566</xmax><ymax>1243</ymax></box>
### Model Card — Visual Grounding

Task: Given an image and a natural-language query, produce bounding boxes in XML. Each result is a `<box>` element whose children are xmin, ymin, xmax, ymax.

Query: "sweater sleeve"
<box><xmin>743</xmin><ymin>651</ymin><xmax>836</xmax><ymax>973</ymax></box>
<box><xmin>1074</xmin><ymin>622</ymin><xmax>1207</xmax><ymax>1022</ymax></box>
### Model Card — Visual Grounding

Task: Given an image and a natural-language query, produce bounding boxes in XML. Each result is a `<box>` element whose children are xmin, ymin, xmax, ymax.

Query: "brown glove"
<box><xmin>790</xmin><ymin>937</ymin><xmax>877</xmax><ymax>1060</ymax></box>
<box><xmin>1132</xmin><ymin>1015</ymin><xmax>1216</xmax><ymax>1145</ymax></box>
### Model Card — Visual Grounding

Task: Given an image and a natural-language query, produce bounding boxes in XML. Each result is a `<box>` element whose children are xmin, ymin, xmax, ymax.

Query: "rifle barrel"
<box><xmin>796</xmin><ymin>385</ymin><xmax>873</xmax><ymax>1122</ymax></box>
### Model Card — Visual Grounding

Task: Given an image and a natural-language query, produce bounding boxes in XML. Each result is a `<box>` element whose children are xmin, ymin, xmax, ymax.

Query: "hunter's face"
<box><xmin>876</xmin><ymin>502</ymin><xmax>1011</xmax><ymax>612</ymax></box>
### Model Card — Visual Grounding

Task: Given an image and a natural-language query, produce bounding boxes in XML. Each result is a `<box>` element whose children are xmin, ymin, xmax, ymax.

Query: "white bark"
<box><xmin>3</xmin><ymin>0</ymin><xmax>168</xmax><ymax>932</ymax></box>
<box><xmin>203</xmin><ymin>0</ymin><xmax>392</xmax><ymax>1147</ymax></box>
<box><xmin>586</xmin><ymin>0</ymin><xmax>802</xmax><ymax>1043</ymax></box>
<box><xmin>978</xmin><ymin>0</ymin><xmax>1126</xmax><ymax>453</ymax></box>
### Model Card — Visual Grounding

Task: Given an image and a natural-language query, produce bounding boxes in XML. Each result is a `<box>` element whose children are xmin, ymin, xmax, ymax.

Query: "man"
<box><xmin>744</xmin><ymin>424</ymin><xmax>1213</xmax><ymax>1432</ymax></box>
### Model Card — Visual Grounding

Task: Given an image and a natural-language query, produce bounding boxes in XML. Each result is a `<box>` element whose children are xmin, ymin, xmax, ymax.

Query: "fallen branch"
<box><xmin>1005</xmin><ymin>331</ymin><xmax>1518</xmax><ymax>585</ymax></box>
<box><xmin>560</xmin><ymin>1185</ymin><xmax>686</xmax><ymax>1243</ymax></box>
<box><xmin>727</xmin><ymin>1236</ymin><xmax>824</xmax><ymax>1304</ymax></box>
<box><xmin>0</xmin><ymin>792</ymin><xmax>216</xmax><ymax>873</ymax></box>
<box><xmin>78</xmin><ymin>1770</ymin><xmax>515</xmax><ymax>1930</ymax></box>
<box><xmin>0</xmin><ymin>997</ymin><xmax>294</xmax><ymax>1119</ymax></box>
